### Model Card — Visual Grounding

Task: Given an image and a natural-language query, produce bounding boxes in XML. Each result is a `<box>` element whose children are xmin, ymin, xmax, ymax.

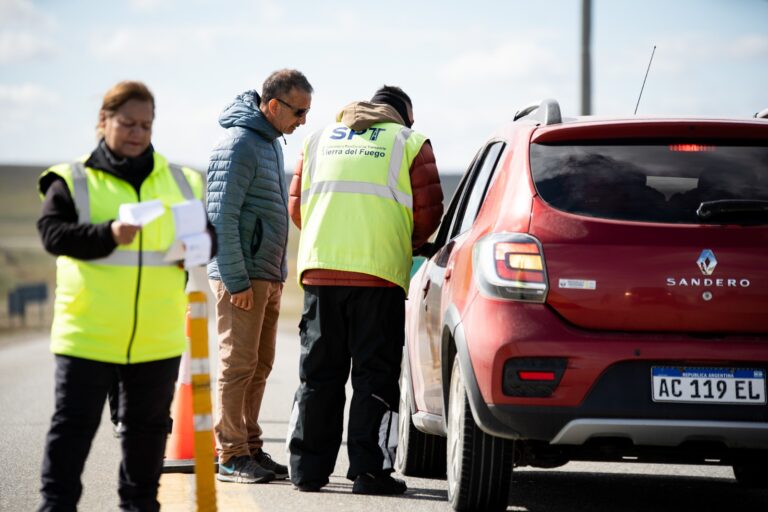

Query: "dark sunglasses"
<box><xmin>275</xmin><ymin>97</ymin><xmax>309</xmax><ymax>118</ymax></box>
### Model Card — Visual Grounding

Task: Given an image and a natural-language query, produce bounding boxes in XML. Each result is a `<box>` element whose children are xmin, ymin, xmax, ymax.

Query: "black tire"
<box><xmin>733</xmin><ymin>461</ymin><xmax>768</xmax><ymax>488</ymax></box>
<box><xmin>395</xmin><ymin>357</ymin><xmax>447</xmax><ymax>478</ymax></box>
<box><xmin>447</xmin><ymin>357</ymin><xmax>513</xmax><ymax>512</ymax></box>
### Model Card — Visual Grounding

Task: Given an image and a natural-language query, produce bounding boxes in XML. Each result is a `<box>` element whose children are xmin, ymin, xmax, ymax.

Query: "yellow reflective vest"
<box><xmin>39</xmin><ymin>153</ymin><xmax>204</xmax><ymax>364</ymax></box>
<box><xmin>297</xmin><ymin>122</ymin><xmax>426</xmax><ymax>292</ymax></box>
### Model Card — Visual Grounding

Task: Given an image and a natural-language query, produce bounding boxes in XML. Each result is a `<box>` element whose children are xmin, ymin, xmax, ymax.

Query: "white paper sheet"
<box><xmin>163</xmin><ymin>199</ymin><xmax>211</xmax><ymax>268</ymax></box>
<box><xmin>179</xmin><ymin>232</ymin><xmax>212</xmax><ymax>269</ymax></box>
<box><xmin>171</xmin><ymin>200</ymin><xmax>207</xmax><ymax>239</ymax></box>
<box><xmin>118</xmin><ymin>199</ymin><xmax>165</xmax><ymax>226</ymax></box>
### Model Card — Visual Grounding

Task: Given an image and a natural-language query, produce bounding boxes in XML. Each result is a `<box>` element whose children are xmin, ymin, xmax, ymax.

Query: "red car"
<box><xmin>396</xmin><ymin>99</ymin><xmax>768</xmax><ymax>512</ymax></box>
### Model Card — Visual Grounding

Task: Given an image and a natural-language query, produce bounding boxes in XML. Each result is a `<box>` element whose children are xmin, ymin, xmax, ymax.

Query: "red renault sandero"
<box><xmin>396</xmin><ymin>99</ymin><xmax>768</xmax><ymax>512</ymax></box>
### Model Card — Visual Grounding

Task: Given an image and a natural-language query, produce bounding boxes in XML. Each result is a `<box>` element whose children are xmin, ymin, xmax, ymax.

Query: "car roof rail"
<box><xmin>514</xmin><ymin>99</ymin><xmax>562</xmax><ymax>125</ymax></box>
<box><xmin>755</xmin><ymin>108</ymin><xmax>768</xmax><ymax>119</ymax></box>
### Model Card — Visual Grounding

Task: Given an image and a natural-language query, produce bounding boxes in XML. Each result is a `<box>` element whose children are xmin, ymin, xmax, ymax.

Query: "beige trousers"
<box><xmin>210</xmin><ymin>279</ymin><xmax>282</xmax><ymax>463</ymax></box>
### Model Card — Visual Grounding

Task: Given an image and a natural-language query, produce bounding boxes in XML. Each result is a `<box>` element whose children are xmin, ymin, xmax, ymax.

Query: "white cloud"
<box><xmin>0</xmin><ymin>83</ymin><xmax>59</xmax><ymax>105</ymax></box>
<box><xmin>0</xmin><ymin>0</ymin><xmax>55</xmax><ymax>29</ymax></box>
<box><xmin>151</xmin><ymin>100</ymin><xmax>224</xmax><ymax>168</ymax></box>
<box><xmin>87</xmin><ymin>13</ymin><xmax>467</xmax><ymax>68</ymax></box>
<box><xmin>728</xmin><ymin>34</ymin><xmax>768</xmax><ymax>59</ymax></box>
<box><xmin>0</xmin><ymin>1</ymin><xmax>56</xmax><ymax>63</ymax></box>
<box><xmin>91</xmin><ymin>29</ymin><xmax>178</xmax><ymax>60</ymax></box>
<box><xmin>440</xmin><ymin>41</ymin><xmax>565</xmax><ymax>85</ymax></box>
<box><xmin>640</xmin><ymin>32</ymin><xmax>768</xmax><ymax>74</ymax></box>
<box><xmin>90</xmin><ymin>27</ymin><xmax>219</xmax><ymax>60</ymax></box>
<box><xmin>128</xmin><ymin>0</ymin><xmax>175</xmax><ymax>11</ymax></box>
<box><xmin>254</xmin><ymin>0</ymin><xmax>285</xmax><ymax>24</ymax></box>
<box><xmin>0</xmin><ymin>31</ymin><xmax>56</xmax><ymax>63</ymax></box>
<box><xmin>0</xmin><ymin>83</ymin><xmax>64</xmax><ymax>142</ymax></box>
<box><xmin>598</xmin><ymin>30</ymin><xmax>768</xmax><ymax>117</ymax></box>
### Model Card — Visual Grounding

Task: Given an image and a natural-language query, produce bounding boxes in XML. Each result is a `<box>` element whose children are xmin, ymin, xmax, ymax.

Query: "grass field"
<box><xmin>0</xmin><ymin>163</ymin><xmax>459</xmax><ymax>332</ymax></box>
<box><xmin>0</xmin><ymin>164</ymin><xmax>55</xmax><ymax>329</ymax></box>
<box><xmin>0</xmin><ymin>164</ymin><xmax>44</xmax><ymax>236</ymax></box>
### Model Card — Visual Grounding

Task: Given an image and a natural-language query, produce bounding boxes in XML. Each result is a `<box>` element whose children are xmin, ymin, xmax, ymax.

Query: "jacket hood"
<box><xmin>219</xmin><ymin>90</ymin><xmax>281</xmax><ymax>142</ymax></box>
<box><xmin>336</xmin><ymin>101</ymin><xmax>405</xmax><ymax>131</ymax></box>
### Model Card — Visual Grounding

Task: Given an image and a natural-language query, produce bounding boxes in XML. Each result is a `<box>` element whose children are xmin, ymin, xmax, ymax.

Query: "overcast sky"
<box><xmin>1</xmin><ymin>0</ymin><xmax>766</xmax><ymax>173</ymax></box>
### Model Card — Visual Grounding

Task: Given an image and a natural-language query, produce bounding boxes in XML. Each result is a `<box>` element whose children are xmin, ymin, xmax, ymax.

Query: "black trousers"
<box><xmin>287</xmin><ymin>285</ymin><xmax>404</xmax><ymax>485</ymax></box>
<box><xmin>39</xmin><ymin>354</ymin><xmax>180</xmax><ymax>512</ymax></box>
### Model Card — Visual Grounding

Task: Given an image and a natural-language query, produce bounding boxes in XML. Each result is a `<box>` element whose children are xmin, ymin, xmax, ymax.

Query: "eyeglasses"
<box><xmin>275</xmin><ymin>98</ymin><xmax>309</xmax><ymax>118</ymax></box>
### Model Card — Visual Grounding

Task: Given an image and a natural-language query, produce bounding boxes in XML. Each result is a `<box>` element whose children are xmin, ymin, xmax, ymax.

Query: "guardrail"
<box><xmin>6</xmin><ymin>282</ymin><xmax>48</xmax><ymax>327</ymax></box>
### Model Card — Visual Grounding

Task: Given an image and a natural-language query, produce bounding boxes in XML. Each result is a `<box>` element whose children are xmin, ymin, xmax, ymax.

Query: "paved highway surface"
<box><xmin>1</xmin><ymin>326</ymin><xmax>766</xmax><ymax>511</ymax></box>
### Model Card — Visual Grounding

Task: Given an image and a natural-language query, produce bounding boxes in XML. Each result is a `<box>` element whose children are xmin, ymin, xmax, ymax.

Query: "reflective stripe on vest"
<box><xmin>70</xmin><ymin>161</ymin><xmax>195</xmax><ymax>224</ymax></box>
<box><xmin>301</xmin><ymin>126</ymin><xmax>414</xmax><ymax>210</ymax></box>
<box><xmin>297</xmin><ymin>122</ymin><xmax>426</xmax><ymax>291</ymax></box>
<box><xmin>71</xmin><ymin>161</ymin><xmax>90</xmax><ymax>225</ymax></box>
<box><xmin>169</xmin><ymin>163</ymin><xmax>195</xmax><ymax>201</ymax></box>
<box><xmin>69</xmin><ymin>161</ymin><xmax>195</xmax><ymax>266</ymax></box>
<box><xmin>301</xmin><ymin>180</ymin><xmax>413</xmax><ymax>209</ymax></box>
<box><xmin>90</xmin><ymin>250</ymin><xmax>170</xmax><ymax>266</ymax></box>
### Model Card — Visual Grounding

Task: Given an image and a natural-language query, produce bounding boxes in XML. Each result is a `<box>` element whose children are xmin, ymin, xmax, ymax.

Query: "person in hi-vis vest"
<box><xmin>36</xmin><ymin>81</ymin><xmax>214</xmax><ymax>512</ymax></box>
<box><xmin>286</xmin><ymin>85</ymin><xmax>443</xmax><ymax>495</ymax></box>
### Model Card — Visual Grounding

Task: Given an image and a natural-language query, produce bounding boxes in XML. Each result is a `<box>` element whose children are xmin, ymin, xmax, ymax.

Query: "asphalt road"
<box><xmin>1</xmin><ymin>325</ymin><xmax>767</xmax><ymax>512</ymax></box>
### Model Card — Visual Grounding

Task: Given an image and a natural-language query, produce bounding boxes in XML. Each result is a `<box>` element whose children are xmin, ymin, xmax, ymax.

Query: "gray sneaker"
<box><xmin>217</xmin><ymin>455</ymin><xmax>275</xmax><ymax>483</ymax></box>
<box><xmin>253</xmin><ymin>449</ymin><xmax>288</xmax><ymax>480</ymax></box>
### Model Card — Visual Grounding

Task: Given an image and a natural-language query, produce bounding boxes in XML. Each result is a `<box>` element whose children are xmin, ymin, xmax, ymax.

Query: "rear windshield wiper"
<box><xmin>697</xmin><ymin>199</ymin><xmax>768</xmax><ymax>223</ymax></box>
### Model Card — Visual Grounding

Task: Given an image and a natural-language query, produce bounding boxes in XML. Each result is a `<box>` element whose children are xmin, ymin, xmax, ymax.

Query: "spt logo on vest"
<box><xmin>330</xmin><ymin>126</ymin><xmax>387</xmax><ymax>141</ymax></box>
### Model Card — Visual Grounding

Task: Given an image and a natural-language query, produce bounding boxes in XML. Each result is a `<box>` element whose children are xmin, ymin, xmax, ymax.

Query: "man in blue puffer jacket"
<box><xmin>207</xmin><ymin>69</ymin><xmax>313</xmax><ymax>484</ymax></box>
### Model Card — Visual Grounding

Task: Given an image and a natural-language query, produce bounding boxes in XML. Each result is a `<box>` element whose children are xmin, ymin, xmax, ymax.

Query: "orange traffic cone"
<box><xmin>163</xmin><ymin>351</ymin><xmax>197</xmax><ymax>473</ymax></box>
<box><xmin>162</xmin><ymin>300</ymin><xmax>218</xmax><ymax>477</ymax></box>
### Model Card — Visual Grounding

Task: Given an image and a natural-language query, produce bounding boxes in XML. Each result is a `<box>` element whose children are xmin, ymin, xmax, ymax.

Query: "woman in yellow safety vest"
<box><xmin>36</xmin><ymin>80</ymin><xmax>213</xmax><ymax>512</ymax></box>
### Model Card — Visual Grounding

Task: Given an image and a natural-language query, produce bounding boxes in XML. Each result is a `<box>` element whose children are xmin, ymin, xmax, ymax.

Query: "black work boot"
<box><xmin>253</xmin><ymin>449</ymin><xmax>288</xmax><ymax>480</ymax></box>
<box><xmin>352</xmin><ymin>472</ymin><xmax>407</xmax><ymax>495</ymax></box>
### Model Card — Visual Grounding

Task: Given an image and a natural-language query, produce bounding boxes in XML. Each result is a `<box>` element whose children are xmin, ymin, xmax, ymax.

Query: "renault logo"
<box><xmin>697</xmin><ymin>249</ymin><xmax>717</xmax><ymax>276</ymax></box>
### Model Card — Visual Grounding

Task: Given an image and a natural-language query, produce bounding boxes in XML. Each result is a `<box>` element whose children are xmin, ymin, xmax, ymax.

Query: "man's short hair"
<box><xmin>262</xmin><ymin>69</ymin><xmax>313</xmax><ymax>103</ymax></box>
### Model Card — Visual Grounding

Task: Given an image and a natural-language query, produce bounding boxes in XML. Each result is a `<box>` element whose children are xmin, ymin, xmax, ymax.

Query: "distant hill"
<box><xmin>0</xmin><ymin>163</ymin><xmax>462</xmax><ymax>322</ymax></box>
<box><xmin>0</xmin><ymin>165</ymin><xmax>463</xmax><ymax>230</ymax></box>
<box><xmin>0</xmin><ymin>164</ymin><xmax>46</xmax><ymax>238</ymax></box>
<box><xmin>0</xmin><ymin>165</ymin><xmax>53</xmax><ymax>324</ymax></box>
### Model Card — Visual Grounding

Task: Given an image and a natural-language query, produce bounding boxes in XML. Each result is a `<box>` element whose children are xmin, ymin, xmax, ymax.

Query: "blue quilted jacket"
<box><xmin>206</xmin><ymin>90</ymin><xmax>289</xmax><ymax>293</ymax></box>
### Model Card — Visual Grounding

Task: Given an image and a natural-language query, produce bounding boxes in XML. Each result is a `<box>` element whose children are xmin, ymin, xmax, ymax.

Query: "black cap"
<box><xmin>371</xmin><ymin>86</ymin><xmax>412</xmax><ymax>128</ymax></box>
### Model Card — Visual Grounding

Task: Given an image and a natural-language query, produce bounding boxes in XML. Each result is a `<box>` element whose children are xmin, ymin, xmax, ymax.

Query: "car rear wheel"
<box><xmin>733</xmin><ymin>461</ymin><xmax>768</xmax><ymax>488</ymax></box>
<box><xmin>446</xmin><ymin>356</ymin><xmax>513</xmax><ymax>512</ymax></box>
<box><xmin>395</xmin><ymin>356</ymin><xmax>447</xmax><ymax>478</ymax></box>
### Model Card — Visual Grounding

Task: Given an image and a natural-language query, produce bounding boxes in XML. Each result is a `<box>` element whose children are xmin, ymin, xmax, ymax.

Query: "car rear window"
<box><xmin>529</xmin><ymin>142</ymin><xmax>768</xmax><ymax>224</ymax></box>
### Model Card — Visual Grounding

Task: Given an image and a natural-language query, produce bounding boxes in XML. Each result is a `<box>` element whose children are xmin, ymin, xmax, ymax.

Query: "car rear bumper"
<box><xmin>476</xmin><ymin>360</ymin><xmax>768</xmax><ymax>449</ymax></box>
<box><xmin>453</xmin><ymin>302</ymin><xmax>768</xmax><ymax>449</ymax></box>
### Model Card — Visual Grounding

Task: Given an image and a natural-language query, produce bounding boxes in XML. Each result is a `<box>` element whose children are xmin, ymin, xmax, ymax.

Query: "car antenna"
<box><xmin>634</xmin><ymin>45</ymin><xmax>656</xmax><ymax>115</ymax></box>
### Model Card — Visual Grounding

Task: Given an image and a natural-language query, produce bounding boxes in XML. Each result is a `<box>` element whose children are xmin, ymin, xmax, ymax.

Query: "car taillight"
<box><xmin>473</xmin><ymin>233</ymin><xmax>548</xmax><ymax>302</ymax></box>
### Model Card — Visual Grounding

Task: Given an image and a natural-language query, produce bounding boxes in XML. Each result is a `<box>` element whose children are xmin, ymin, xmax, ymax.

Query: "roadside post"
<box><xmin>186</xmin><ymin>265</ymin><xmax>217</xmax><ymax>511</ymax></box>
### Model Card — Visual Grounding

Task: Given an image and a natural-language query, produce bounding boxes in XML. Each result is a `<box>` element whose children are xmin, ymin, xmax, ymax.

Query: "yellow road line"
<box><xmin>159</xmin><ymin>474</ymin><xmax>262</xmax><ymax>511</ymax></box>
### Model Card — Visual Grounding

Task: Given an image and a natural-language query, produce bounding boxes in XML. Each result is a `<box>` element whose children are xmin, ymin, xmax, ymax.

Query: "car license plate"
<box><xmin>651</xmin><ymin>367</ymin><xmax>766</xmax><ymax>404</ymax></box>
